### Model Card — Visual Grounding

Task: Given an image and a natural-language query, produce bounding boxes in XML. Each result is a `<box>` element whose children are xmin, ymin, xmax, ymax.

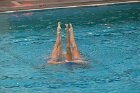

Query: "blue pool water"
<box><xmin>0</xmin><ymin>3</ymin><xmax>140</xmax><ymax>93</ymax></box>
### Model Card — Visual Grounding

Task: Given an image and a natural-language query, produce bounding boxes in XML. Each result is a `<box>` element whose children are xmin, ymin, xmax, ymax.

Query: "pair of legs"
<box><xmin>65</xmin><ymin>24</ymin><xmax>80</xmax><ymax>61</ymax></box>
<box><xmin>48</xmin><ymin>22</ymin><xmax>80</xmax><ymax>64</ymax></box>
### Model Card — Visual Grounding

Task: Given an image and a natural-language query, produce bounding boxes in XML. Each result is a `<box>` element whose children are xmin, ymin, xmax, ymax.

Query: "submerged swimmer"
<box><xmin>48</xmin><ymin>22</ymin><xmax>86</xmax><ymax>65</ymax></box>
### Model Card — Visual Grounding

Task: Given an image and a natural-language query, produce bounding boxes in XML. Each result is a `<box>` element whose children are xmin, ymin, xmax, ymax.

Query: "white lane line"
<box><xmin>1</xmin><ymin>1</ymin><xmax>140</xmax><ymax>13</ymax></box>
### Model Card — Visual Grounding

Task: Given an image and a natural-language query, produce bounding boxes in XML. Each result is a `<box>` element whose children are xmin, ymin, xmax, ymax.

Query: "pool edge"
<box><xmin>0</xmin><ymin>1</ymin><xmax>140</xmax><ymax>14</ymax></box>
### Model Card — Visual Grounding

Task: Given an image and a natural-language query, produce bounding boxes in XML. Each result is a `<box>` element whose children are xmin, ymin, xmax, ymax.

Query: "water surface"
<box><xmin>0</xmin><ymin>3</ymin><xmax>140</xmax><ymax>93</ymax></box>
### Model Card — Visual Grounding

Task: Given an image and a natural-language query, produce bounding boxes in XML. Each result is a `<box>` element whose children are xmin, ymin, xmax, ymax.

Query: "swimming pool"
<box><xmin>0</xmin><ymin>2</ymin><xmax>140</xmax><ymax>93</ymax></box>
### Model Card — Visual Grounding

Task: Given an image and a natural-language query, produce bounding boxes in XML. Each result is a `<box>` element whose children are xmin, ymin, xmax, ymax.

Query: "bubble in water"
<box><xmin>87</xmin><ymin>32</ymin><xmax>92</xmax><ymax>35</ymax></box>
<box><xmin>107</xmin><ymin>26</ymin><xmax>111</xmax><ymax>29</ymax></box>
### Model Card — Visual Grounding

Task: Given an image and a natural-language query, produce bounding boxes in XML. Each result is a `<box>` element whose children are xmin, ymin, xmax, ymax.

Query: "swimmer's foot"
<box><xmin>69</xmin><ymin>23</ymin><xmax>74</xmax><ymax>33</ymax></box>
<box><xmin>57</xmin><ymin>22</ymin><xmax>61</xmax><ymax>34</ymax></box>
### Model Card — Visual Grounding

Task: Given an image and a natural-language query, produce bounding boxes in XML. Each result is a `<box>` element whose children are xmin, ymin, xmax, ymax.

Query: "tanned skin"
<box><xmin>69</xmin><ymin>24</ymin><xmax>80</xmax><ymax>59</ymax></box>
<box><xmin>48</xmin><ymin>23</ymin><xmax>86</xmax><ymax>65</ymax></box>
<box><xmin>65</xmin><ymin>24</ymin><xmax>73</xmax><ymax>61</ymax></box>
<box><xmin>48</xmin><ymin>22</ymin><xmax>65</xmax><ymax>64</ymax></box>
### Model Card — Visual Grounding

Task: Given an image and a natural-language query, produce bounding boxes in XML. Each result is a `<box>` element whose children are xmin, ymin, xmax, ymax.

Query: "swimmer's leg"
<box><xmin>50</xmin><ymin>22</ymin><xmax>62</xmax><ymax>59</ymax></box>
<box><xmin>65</xmin><ymin>24</ymin><xmax>73</xmax><ymax>61</ymax></box>
<box><xmin>57</xmin><ymin>23</ymin><xmax>62</xmax><ymax>57</ymax></box>
<box><xmin>48</xmin><ymin>22</ymin><xmax>66</xmax><ymax>64</ymax></box>
<box><xmin>69</xmin><ymin>23</ymin><xmax>80</xmax><ymax>59</ymax></box>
